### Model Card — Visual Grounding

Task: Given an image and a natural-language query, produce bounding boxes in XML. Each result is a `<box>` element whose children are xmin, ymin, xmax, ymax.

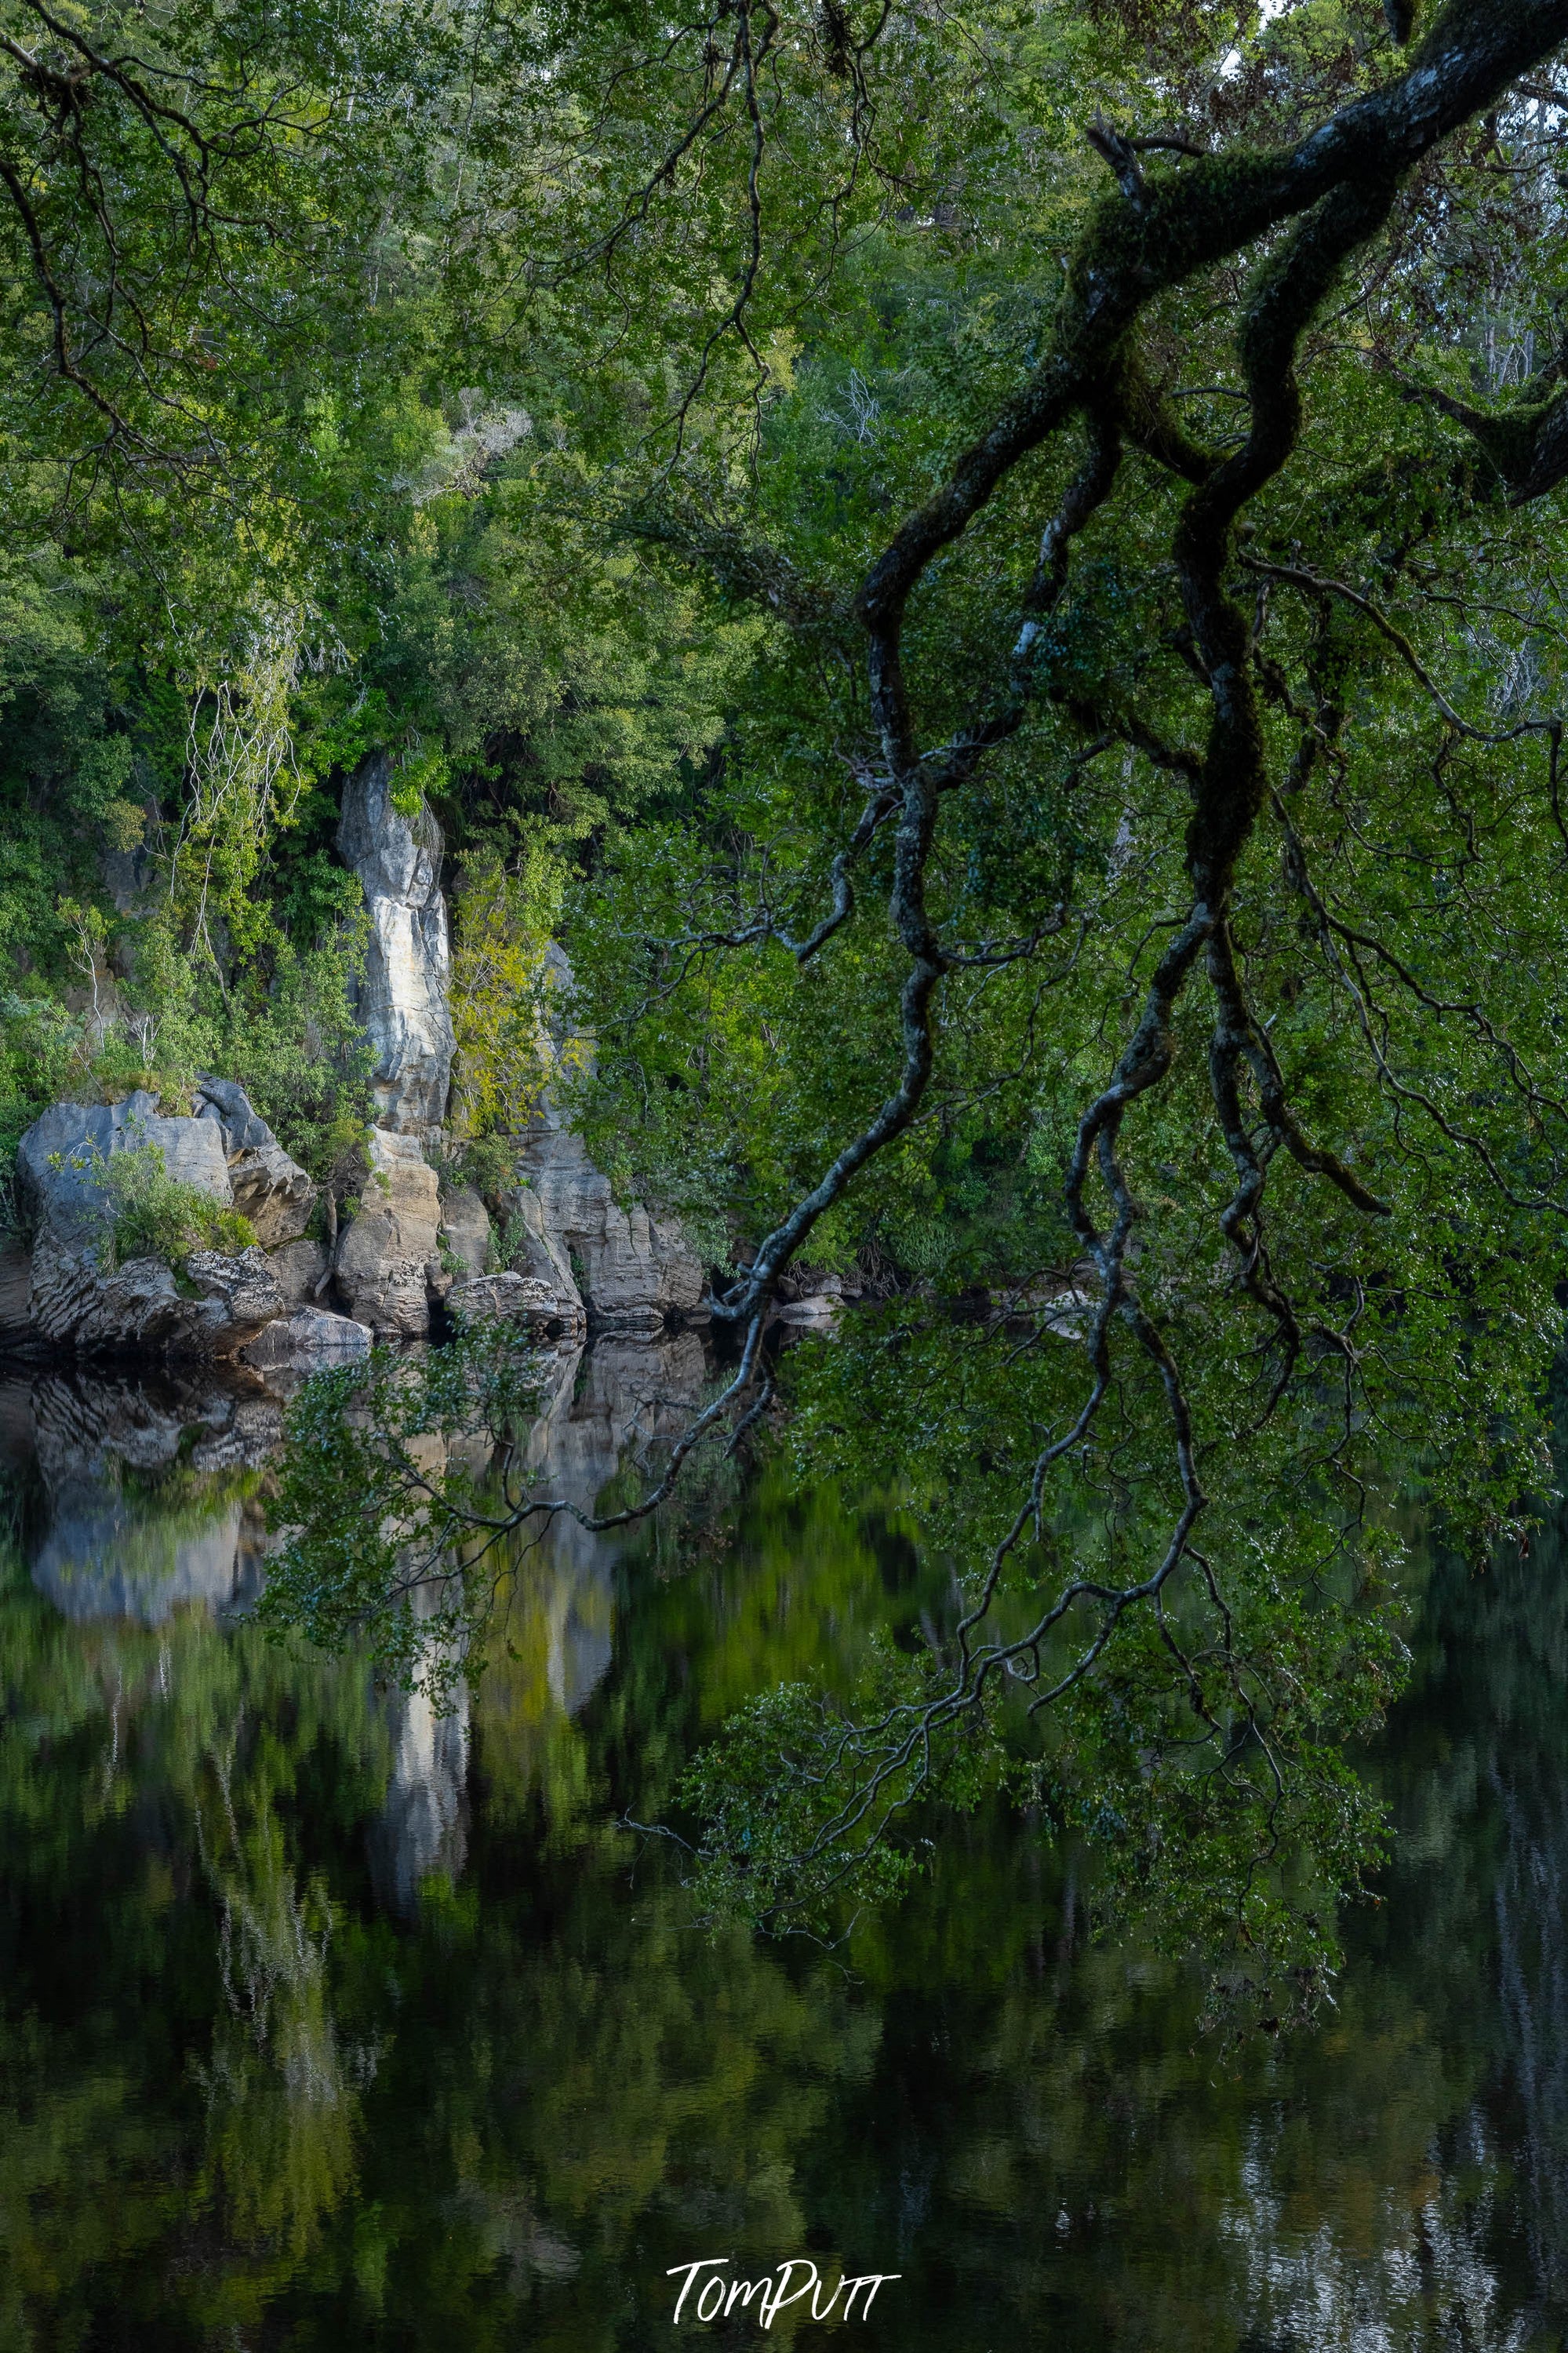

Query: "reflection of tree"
<box><xmin>191</xmin><ymin>1721</ymin><xmax>369</xmax><ymax>2262</ymax></box>
<box><xmin>0</xmin><ymin>1458</ymin><xmax>391</xmax><ymax>2341</ymax></box>
<box><xmin>1493</xmin><ymin>1758</ymin><xmax>1568</xmax><ymax>2318</ymax></box>
<box><xmin>11</xmin><ymin>1357</ymin><xmax>1568</xmax><ymax>2348</ymax></box>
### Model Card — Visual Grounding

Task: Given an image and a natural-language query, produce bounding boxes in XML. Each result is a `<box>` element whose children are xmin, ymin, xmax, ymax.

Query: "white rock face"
<box><xmin>504</xmin><ymin>949</ymin><xmax>706</xmax><ymax>1331</ymax></box>
<box><xmin>267</xmin><ymin>1236</ymin><xmax>329</xmax><ymax>1309</ymax></box>
<box><xmin>446</xmin><ymin>1269</ymin><xmax>560</xmax><ymax>1328</ymax></box>
<box><xmin>18</xmin><ymin>1091</ymin><xmax>232</xmax><ymax>1225</ymax></box>
<box><xmin>333</xmin><ymin>1127</ymin><xmax>442</xmax><ymax>1335</ymax></box>
<box><xmin>337</xmin><ymin>753</ymin><xmax>456</xmax><ymax>1131</ymax></box>
<box><xmin>499</xmin><ymin>1180</ymin><xmax>586</xmax><ymax>1329</ymax></box>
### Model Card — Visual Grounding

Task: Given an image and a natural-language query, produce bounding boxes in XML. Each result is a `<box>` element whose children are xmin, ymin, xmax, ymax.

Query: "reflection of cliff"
<box><xmin>1485</xmin><ymin>1587</ymin><xmax>1568</xmax><ymax>2327</ymax></box>
<box><xmin>195</xmin><ymin>1739</ymin><xmax>370</xmax><ymax>2258</ymax></box>
<box><xmin>6</xmin><ymin>1339</ymin><xmax>711</xmax><ymax>1933</ymax></box>
<box><xmin>518</xmin><ymin>1334</ymin><xmax>708</xmax><ymax>1715</ymax></box>
<box><xmin>1219</xmin><ymin>2126</ymin><xmax>1527</xmax><ymax>2353</ymax></box>
<box><xmin>365</xmin><ymin>1335</ymin><xmax>709</xmax><ymax>1912</ymax></box>
<box><xmin>1438</xmin><ymin>1528</ymin><xmax>1568</xmax><ymax>2340</ymax></box>
<box><xmin>1493</xmin><ymin>1771</ymin><xmax>1568</xmax><ymax>2307</ymax></box>
<box><xmin>368</xmin><ymin>1664</ymin><xmax>471</xmax><ymax>1918</ymax></box>
<box><xmin>1211</xmin><ymin>1528</ymin><xmax>1568</xmax><ymax>2353</ymax></box>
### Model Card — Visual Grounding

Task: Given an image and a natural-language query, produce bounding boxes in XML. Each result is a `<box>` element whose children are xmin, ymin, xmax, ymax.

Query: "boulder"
<box><xmin>194</xmin><ymin>1075</ymin><xmax>315</xmax><ymax>1245</ymax></box>
<box><xmin>17</xmin><ymin>1091</ymin><xmax>231</xmax><ymax>1234</ymax></box>
<box><xmin>28</xmin><ymin>1239</ymin><xmax>283</xmax><ymax>1355</ymax></box>
<box><xmin>333</xmin><ymin>1127</ymin><xmax>441</xmax><ymax>1336</ymax></box>
<box><xmin>337</xmin><ymin>752</ymin><xmax>455</xmax><ymax>1131</ymax></box>
<box><xmin>776</xmin><ymin>1293</ymin><xmax>842</xmax><ymax>1326</ymax></box>
<box><xmin>242</xmin><ymin>1306</ymin><xmax>373</xmax><ymax>1370</ymax></box>
<box><xmin>438</xmin><ymin>1183</ymin><xmax>490</xmax><ymax>1277</ymax></box>
<box><xmin>447</xmin><ymin>1270</ymin><xmax>561</xmax><ymax>1330</ymax></box>
<box><xmin>267</xmin><ymin>1235</ymin><xmax>330</xmax><ymax>1309</ymax></box>
<box><xmin>499</xmin><ymin>1181</ymin><xmax>586</xmax><ymax>1330</ymax></box>
<box><xmin>16</xmin><ymin>1094</ymin><xmax>283</xmax><ymax>1355</ymax></box>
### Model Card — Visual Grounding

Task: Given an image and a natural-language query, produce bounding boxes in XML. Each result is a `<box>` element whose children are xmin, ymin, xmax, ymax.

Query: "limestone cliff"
<box><xmin>337</xmin><ymin>752</ymin><xmax>456</xmax><ymax>1131</ymax></box>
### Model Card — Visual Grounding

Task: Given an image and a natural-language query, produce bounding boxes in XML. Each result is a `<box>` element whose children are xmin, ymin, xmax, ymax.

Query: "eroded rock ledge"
<box><xmin>2</xmin><ymin>1075</ymin><xmax>706</xmax><ymax>1360</ymax></box>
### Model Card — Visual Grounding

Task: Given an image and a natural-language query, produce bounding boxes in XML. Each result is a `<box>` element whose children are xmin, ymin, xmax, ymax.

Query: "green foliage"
<box><xmin>678</xmin><ymin>1640</ymin><xmax>1003</xmax><ymax>1932</ymax></box>
<box><xmin>0</xmin><ymin>993</ymin><xmax>81</xmax><ymax>1209</ymax></box>
<box><xmin>93</xmin><ymin>1142</ymin><xmax>255</xmax><ymax>1268</ymax></box>
<box><xmin>446</xmin><ymin>847</ymin><xmax>564</xmax><ymax>1140</ymax></box>
<box><xmin>9</xmin><ymin>0</ymin><xmax>1568</xmax><ymax>2009</ymax></box>
<box><xmin>261</xmin><ymin>1330</ymin><xmax>551</xmax><ymax>1707</ymax></box>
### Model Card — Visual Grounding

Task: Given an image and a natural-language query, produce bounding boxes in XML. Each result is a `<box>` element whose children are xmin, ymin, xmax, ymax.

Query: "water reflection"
<box><xmin>518</xmin><ymin>1331</ymin><xmax>708</xmax><ymax>1711</ymax></box>
<box><xmin>0</xmin><ymin>1349</ymin><xmax>1566</xmax><ymax>2347</ymax></box>
<box><xmin>23</xmin><ymin>1366</ymin><xmax>277</xmax><ymax>1623</ymax></box>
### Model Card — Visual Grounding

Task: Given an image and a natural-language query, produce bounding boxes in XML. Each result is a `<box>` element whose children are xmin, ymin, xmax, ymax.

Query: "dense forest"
<box><xmin>5</xmin><ymin>0</ymin><xmax>1568</xmax><ymax>2023</ymax></box>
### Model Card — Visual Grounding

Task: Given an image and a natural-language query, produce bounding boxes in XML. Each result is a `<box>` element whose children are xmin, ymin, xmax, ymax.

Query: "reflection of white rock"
<box><xmin>520</xmin><ymin>1333</ymin><xmax>708</xmax><ymax>1715</ymax></box>
<box><xmin>24</xmin><ymin>1369</ymin><xmax>278</xmax><ymax>1623</ymax></box>
<box><xmin>368</xmin><ymin>1622</ymin><xmax>470</xmax><ymax>1918</ymax></box>
<box><xmin>32</xmin><ymin>1491</ymin><xmax>249</xmax><ymax>1624</ymax></box>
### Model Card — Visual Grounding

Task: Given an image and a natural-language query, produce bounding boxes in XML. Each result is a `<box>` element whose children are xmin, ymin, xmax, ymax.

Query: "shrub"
<box><xmin>0</xmin><ymin>993</ymin><xmax>85</xmax><ymax>1226</ymax></box>
<box><xmin>448</xmin><ymin>849</ymin><xmax>566</xmax><ymax>1139</ymax></box>
<box><xmin>98</xmin><ymin>1142</ymin><xmax>256</xmax><ymax>1268</ymax></box>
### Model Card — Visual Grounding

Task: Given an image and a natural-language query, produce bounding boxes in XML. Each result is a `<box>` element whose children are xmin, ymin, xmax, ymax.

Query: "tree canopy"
<box><xmin>11</xmin><ymin>0</ymin><xmax>1568</xmax><ymax>2007</ymax></box>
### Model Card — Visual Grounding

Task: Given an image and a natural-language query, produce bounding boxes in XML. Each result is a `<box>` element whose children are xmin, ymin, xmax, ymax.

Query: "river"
<box><xmin>0</xmin><ymin>1336</ymin><xmax>1563</xmax><ymax>2350</ymax></box>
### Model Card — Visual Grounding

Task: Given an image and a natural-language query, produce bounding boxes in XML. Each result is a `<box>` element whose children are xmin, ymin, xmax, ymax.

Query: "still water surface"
<box><xmin>0</xmin><ymin>1336</ymin><xmax>1563</xmax><ymax>2351</ymax></box>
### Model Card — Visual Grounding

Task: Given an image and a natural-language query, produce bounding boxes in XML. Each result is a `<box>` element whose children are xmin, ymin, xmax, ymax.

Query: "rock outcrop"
<box><xmin>337</xmin><ymin>752</ymin><xmax>455</xmax><ymax>1131</ymax></box>
<box><xmin>333</xmin><ymin>1127</ymin><xmax>442</xmax><ymax>1336</ymax></box>
<box><xmin>29</xmin><ymin>1239</ymin><xmax>284</xmax><ymax>1355</ymax></box>
<box><xmin>16</xmin><ymin>1093</ymin><xmax>283</xmax><ymax>1355</ymax></box>
<box><xmin>497</xmin><ymin>1179</ymin><xmax>587</xmax><ymax>1329</ymax></box>
<box><xmin>267</xmin><ymin>1236</ymin><xmax>330</xmax><ymax>1309</ymax></box>
<box><xmin>480</xmin><ymin>945</ymin><xmax>706</xmax><ymax>1332</ymax></box>
<box><xmin>437</xmin><ymin>1182</ymin><xmax>490</xmax><ymax>1276</ymax></box>
<box><xmin>193</xmin><ymin>1075</ymin><xmax>315</xmax><ymax>1245</ymax></box>
<box><xmin>516</xmin><ymin>1109</ymin><xmax>704</xmax><ymax>1332</ymax></box>
<box><xmin>19</xmin><ymin>1091</ymin><xmax>230</xmax><ymax>1217</ymax></box>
